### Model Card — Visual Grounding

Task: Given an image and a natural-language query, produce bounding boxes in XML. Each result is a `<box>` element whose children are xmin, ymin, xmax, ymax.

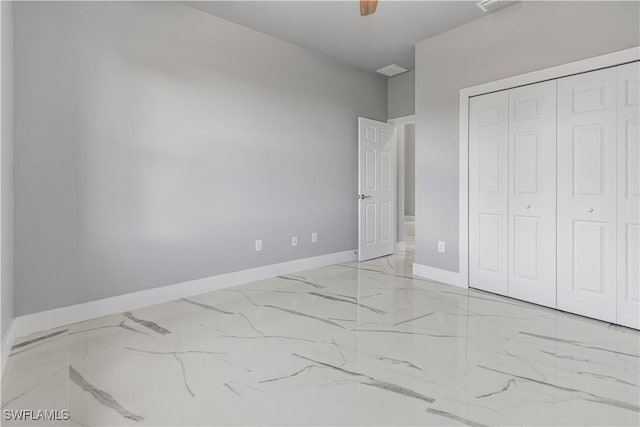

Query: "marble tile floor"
<box><xmin>1</xmin><ymin>243</ymin><xmax>639</xmax><ymax>426</ymax></box>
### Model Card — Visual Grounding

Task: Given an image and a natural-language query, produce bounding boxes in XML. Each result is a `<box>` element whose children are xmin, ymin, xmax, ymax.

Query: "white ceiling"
<box><xmin>183</xmin><ymin>1</ymin><xmax>488</xmax><ymax>74</ymax></box>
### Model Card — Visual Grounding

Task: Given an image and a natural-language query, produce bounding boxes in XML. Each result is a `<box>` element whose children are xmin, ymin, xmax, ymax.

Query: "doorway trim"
<box><xmin>388</xmin><ymin>115</ymin><xmax>415</xmax><ymax>252</ymax></box>
<box><xmin>455</xmin><ymin>46</ymin><xmax>639</xmax><ymax>290</ymax></box>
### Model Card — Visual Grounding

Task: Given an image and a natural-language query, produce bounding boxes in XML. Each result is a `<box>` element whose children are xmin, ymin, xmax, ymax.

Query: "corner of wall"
<box><xmin>1</xmin><ymin>0</ymin><xmax>15</xmax><ymax>345</ymax></box>
<box><xmin>1</xmin><ymin>318</ymin><xmax>15</xmax><ymax>374</ymax></box>
<box><xmin>387</xmin><ymin>70</ymin><xmax>415</xmax><ymax>120</ymax></box>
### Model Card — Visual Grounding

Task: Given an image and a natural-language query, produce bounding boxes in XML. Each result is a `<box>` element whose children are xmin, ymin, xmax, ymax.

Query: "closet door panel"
<box><xmin>469</xmin><ymin>91</ymin><xmax>509</xmax><ymax>295</ymax></box>
<box><xmin>617</xmin><ymin>62</ymin><xmax>640</xmax><ymax>329</ymax></box>
<box><xmin>557</xmin><ymin>67</ymin><xmax>618</xmax><ymax>323</ymax></box>
<box><xmin>508</xmin><ymin>80</ymin><xmax>557</xmax><ymax>308</ymax></box>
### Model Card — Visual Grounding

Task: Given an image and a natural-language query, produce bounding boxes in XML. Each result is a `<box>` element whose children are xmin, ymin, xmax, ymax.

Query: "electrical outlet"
<box><xmin>437</xmin><ymin>241</ymin><xmax>446</xmax><ymax>253</ymax></box>
<box><xmin>255</xmin><ymin>240</ymin><xmax>262</xmax><ymax>251</ymax></box>
<box><xmin>291</xmin><ymin>236</ymin><xmax>298</xmax><ymax>247</ymax></box>
<box><xmin>311</xmin><ymin>232</ymin><xmax>318</xmax><ymax>243</ymax></box>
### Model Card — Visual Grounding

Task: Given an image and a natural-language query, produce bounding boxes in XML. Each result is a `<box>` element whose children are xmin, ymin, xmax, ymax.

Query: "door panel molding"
<box><xmin>469</xmin><ymin>91</ymin><xmax>509</xmax><ymax>295</ymax></box>
<box><xmin>617</xmin><ymin>62</ymin><xmax>640</xmax><ymax>329</ymax></box>
<box><xmin>507</xmin><ymin>80</ymin><xmax>557</xmax><ymax>308</ymax></box>
<box><xmin>358</xmin><ymin>117</ymin><xmax>396</xmax><ymax>261</ymax></box>
<box><xmin>557</xmin><ymin>67</ymin><xmax>618</xmax><ymax>323</ymax></box>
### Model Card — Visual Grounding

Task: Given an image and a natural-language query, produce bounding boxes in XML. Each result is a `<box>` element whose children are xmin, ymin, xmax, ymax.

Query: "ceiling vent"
<box><xmin>376</xmin><ymin>64</ymin><xmax>408</xmax><ymax>77</ymax></box>
<box><xmin>476</xmin><ymin>0</ymin><xmax>512</xmax><ymax>13</ymax></box>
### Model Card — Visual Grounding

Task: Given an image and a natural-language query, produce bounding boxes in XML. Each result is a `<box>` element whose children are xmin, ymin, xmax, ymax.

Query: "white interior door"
<box><xmin>507</xmin><ymin>81</ymin><xmax>557</xmax><ymax>308</ymax></box>
<box><xmin>617</xmin><ymin>62</ymin><xmax>640</xmax><ymax>329</ymax></box>
<box><xmin>358</xmin><ymin>118</ymin><xmax>395</xmax><ymax>261</ymax></box>
<box><xmin>557</xmin><ymin>67</ymin><xmax>618</xmax><ymax>323</ymax></box>
<box><xmin>469</xmin><ymin>91</ymin><xmax>509</xmax><ymax>295</ymax></box>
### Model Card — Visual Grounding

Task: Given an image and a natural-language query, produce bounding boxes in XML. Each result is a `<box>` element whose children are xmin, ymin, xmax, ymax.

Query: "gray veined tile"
<box><xmin>2</xmin><ymin>242</ymin><xmax>639</xmax><ymax>426</ymax></box>
<box><xmin>11</xmin><ymin>329</ymin><xmax>68</xmax><ymax>352</ymax></box>
<box><xmin>276</xmin><ymin>275</ymin><xmax>327</xmax><ymax>289</ymax></box>
<box><xmin>391</xmin><ymin>312</ymin><xmax>435</xmax><ymax>327</ymax></box>
<box><xmin>180</xmin><ymin>297</ymin><xmax>235</xmax><ymax>315</ymax></box>
<box><xmin>263</xmin><ymin>304</ymin><xmax>347</xmax><ymax>329</ymax></box>
<box><xmin>69</xmin><ymin>366</ymin><xmax>143</xmax><ymax>422</ymax></box>
<box><xmin>308</xmin><ymin>291</ymin><xmax>387</xmax><ymax>314</ymax></box>
<box><xmin>121</xmin><ymin>312</ymin><xmax>171</xmax><ymax>335</ymax></box>
<box><xmin>425</xmin><ymin>408</ymin><xmax>490</xmax><ymax>427</ymax></box>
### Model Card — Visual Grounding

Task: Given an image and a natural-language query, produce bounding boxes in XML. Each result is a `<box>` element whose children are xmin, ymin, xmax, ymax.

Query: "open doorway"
<box><xmin>402</xmin><ymin>122</ymin><xmax>415</xmax><ymax>252</ymax></box>
<box><xmin>388</xmin><ymin>115</ymin><xmax>415</xmax><ymax>254</ymax></box>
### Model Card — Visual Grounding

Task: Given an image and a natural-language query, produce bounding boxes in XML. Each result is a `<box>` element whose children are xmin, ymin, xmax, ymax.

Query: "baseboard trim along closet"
<box><xmin>413</xmin><ymin>263</ymin><xmax>468</xmax><ymax>289</ymax></box>
<box><xmin>11</xmin><ymin>249</ymin><xmax>357</xmax><ymax>341</ymax></box>
<box><xmin>1</xmin><ymin>320</ymin><xmax>17</xmax><ymax>375</ymax></box>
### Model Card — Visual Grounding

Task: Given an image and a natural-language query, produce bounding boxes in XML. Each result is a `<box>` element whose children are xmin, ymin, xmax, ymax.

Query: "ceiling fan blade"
<box><xmin>360</xmin><ymin>0</ymin><xmax>378</xmax><ymax>16</ymax></box>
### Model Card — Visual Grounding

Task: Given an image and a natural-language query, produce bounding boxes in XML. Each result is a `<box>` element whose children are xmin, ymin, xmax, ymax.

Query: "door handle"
<box><xmin>525</xmin><ymin>205</ymin><xmax>531</xmax><ymax>210</ymax></box>
<box><xmin>358</xmin><ymin>194</ymin><xmax>372</xmax><ymax>200</ymax></box>
<box><xmin>587</xmin><ymin>208</ymin><xmax>594</xmax><ymax>213</ymax></box>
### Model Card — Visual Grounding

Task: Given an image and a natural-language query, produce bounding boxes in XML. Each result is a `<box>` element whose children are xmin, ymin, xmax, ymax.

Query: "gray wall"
<box><xmin>404</xmin><ymin>123</ymin><xmax>415</xmax><ymax>217</ymax></box>
<box><xmin>14</xmin><ymin>1</ymin><xmax>386</xmax><ymax>315</ymax></box>
<box><xmin>1</xmin><ymin>0</ymin><xmax>14</xmax><ymax>339</ymax></box>
<box><xmin>415</xmin><ymin>1</ymin><xmax>639</xmax><ymax>272</ymax></box>
<box><xmin>388</xmin><ymin>70</ymin><xmax>415</xmax><ymax>119</ymax></box>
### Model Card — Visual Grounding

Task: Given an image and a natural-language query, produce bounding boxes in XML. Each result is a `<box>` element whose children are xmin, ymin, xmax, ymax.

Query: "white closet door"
<box><xmin>507</xmin><ymin>81</ymin><xmax>557</xmax><ymax>308</ymax></box>
<box><xmin>557</xmin><ymin>67</ymin><xmax>618</xmax><ymax>323</ymax></box>
<box><xmin>469</xmin><ymin>91</ymin><xmax>509</xmax><ymax>295</ymax></box>
<box><xmin>617</xmin><ymin>62</ymin><xmax>640</xmax><ymax>329</ymax></box>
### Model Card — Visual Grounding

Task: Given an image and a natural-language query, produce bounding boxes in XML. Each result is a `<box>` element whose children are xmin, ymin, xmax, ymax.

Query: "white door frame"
<box><xmin>449</xmin><ymin>47</ymin><xmax>640</xmax><ymax>289</ymax></box>
<box><xmin>388</xmin><ymin>115</ymin><xmax>415</xmax><ymax>252</ymax></box>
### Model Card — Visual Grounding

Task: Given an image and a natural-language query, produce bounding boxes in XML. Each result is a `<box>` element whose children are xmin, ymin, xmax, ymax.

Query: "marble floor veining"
<box><xmin>2</xmin><ymin>227</ymin><xmax>639</xmax><ymax>426</ymax></box>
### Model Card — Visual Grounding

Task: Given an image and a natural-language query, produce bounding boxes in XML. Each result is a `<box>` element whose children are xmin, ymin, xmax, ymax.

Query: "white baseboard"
<box><xmin>2</xmin><ymin>319</ymin><xmax>16</xmax><ymax>375</ymax></box>
<box><xmin>413</xmin><ymin>263</ymin><xmax>468</xmax><ymax>289</ymax></box>
<box><xmin>13</xmin><ymin>249</ymin><xmax>357</xmax><ymax>340</ymax></box>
